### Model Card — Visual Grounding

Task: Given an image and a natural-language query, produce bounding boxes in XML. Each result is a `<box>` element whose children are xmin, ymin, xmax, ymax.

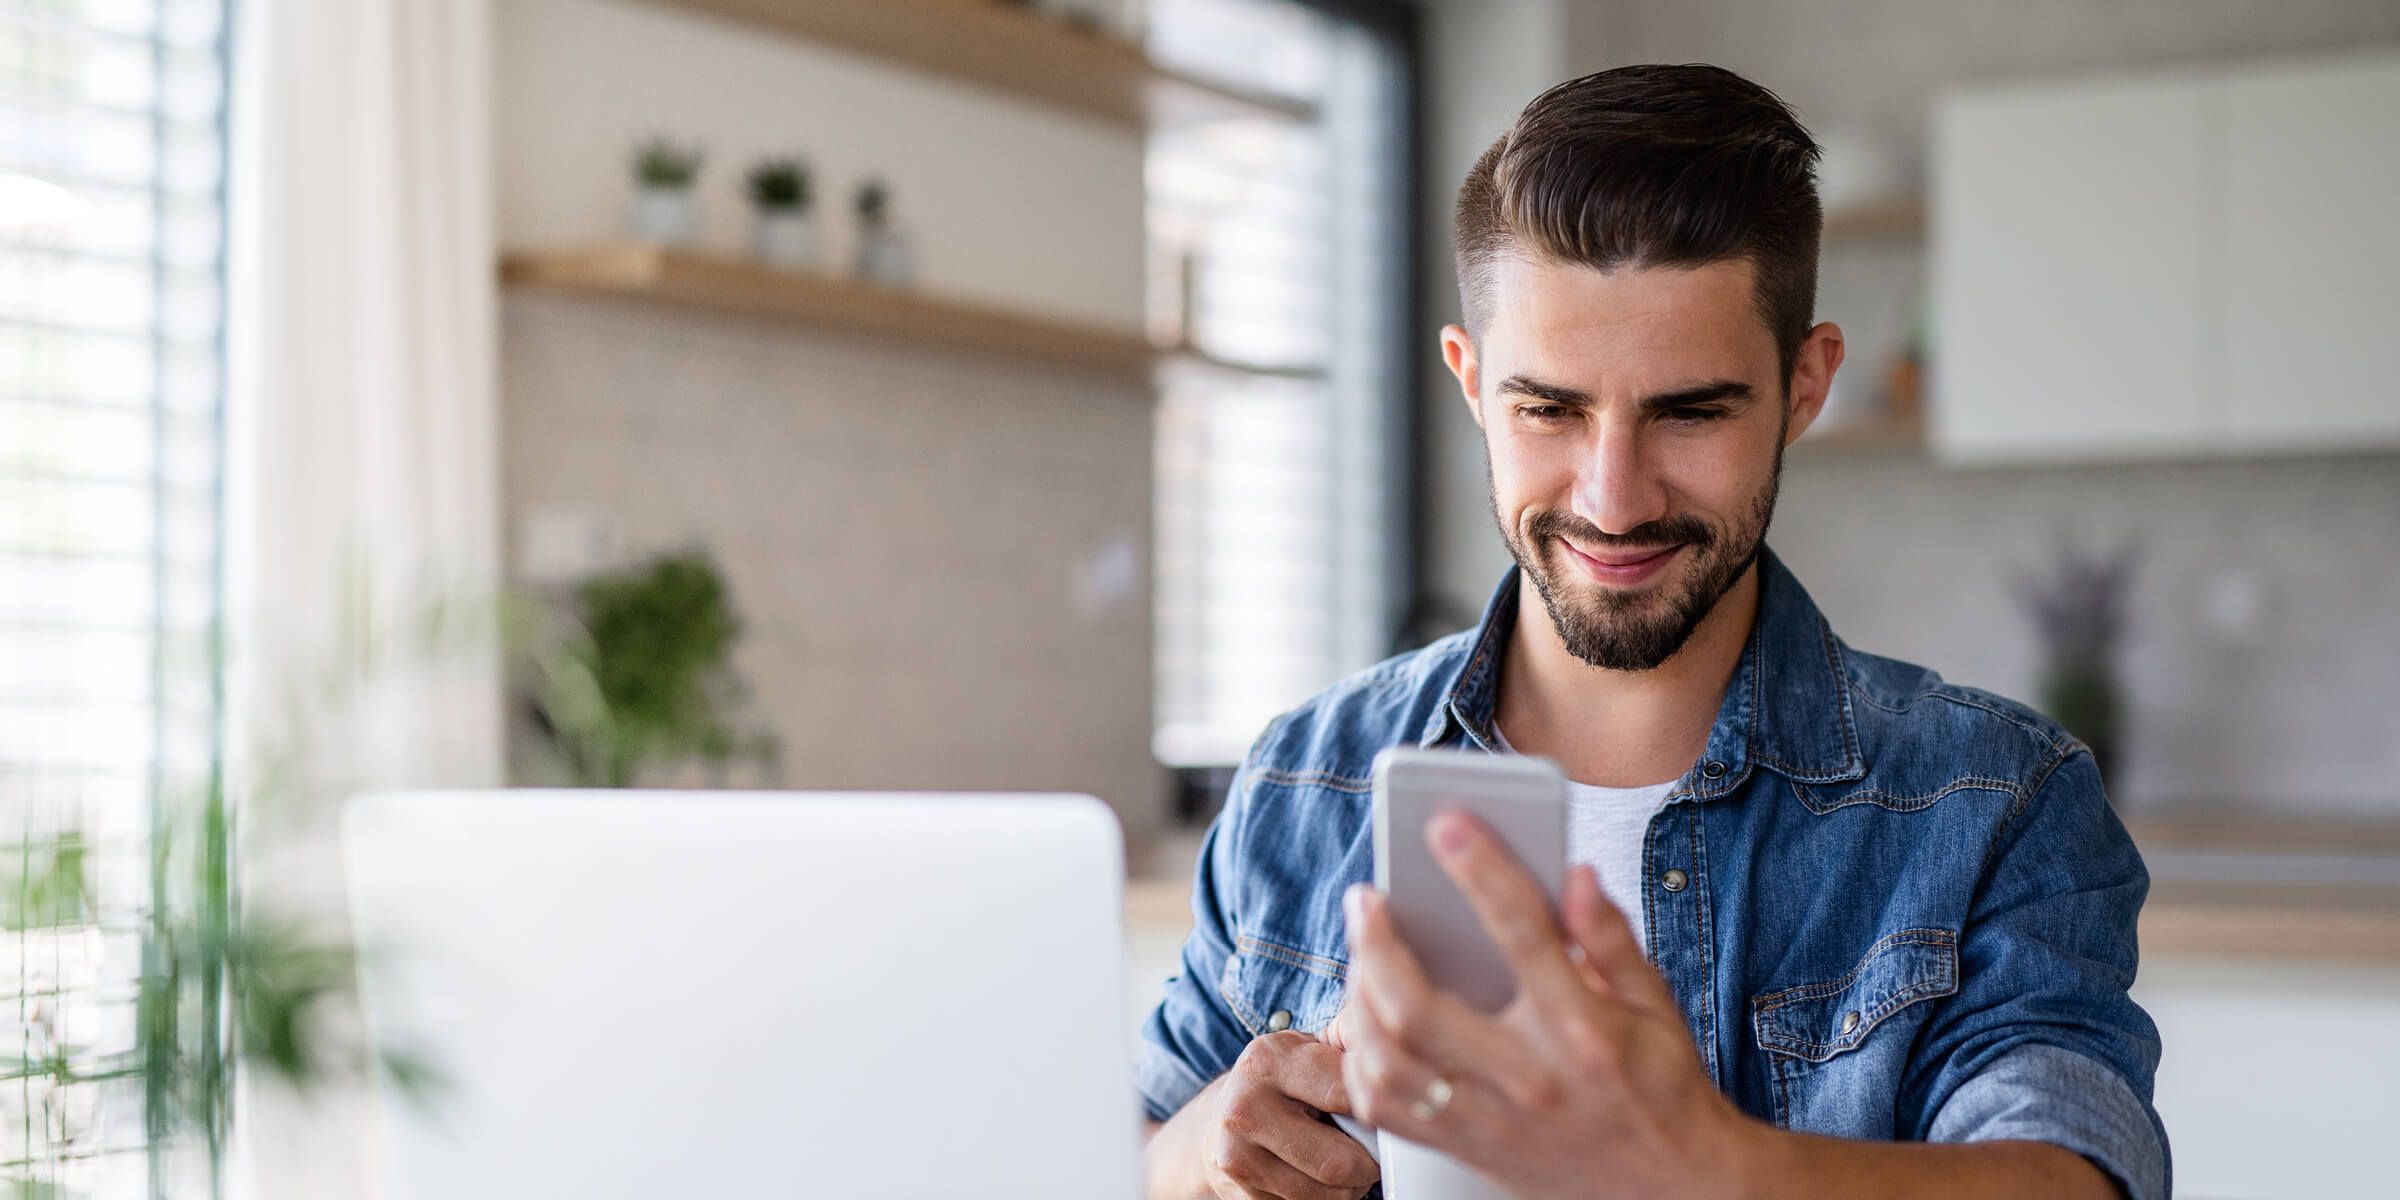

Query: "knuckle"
<box><xmin>1562</xmin><ymin>1019</ymin><xmax>1618</xmax><ymax>1073</ymax></box>
<box><xmin>1515</xmin><ymin>1069</ymin><xmax>1567</xmax><ymax>1113</ymax></box>
<box><xmin>1217</xmin><ymin>1095</ymin><xmax>1260</xmax><ymax>1136</ymax></box>
<box><xmin>1208</xmin><ymin>1138</ymin><xmax>1253</xmax><ymax>1181</ymax></box>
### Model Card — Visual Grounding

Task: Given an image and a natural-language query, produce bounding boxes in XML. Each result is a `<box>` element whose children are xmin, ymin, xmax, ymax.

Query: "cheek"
<box><xmin>1489</xmin><ymin>430</ymin><xmax>1579</xmax><ymax>508</ymax></box>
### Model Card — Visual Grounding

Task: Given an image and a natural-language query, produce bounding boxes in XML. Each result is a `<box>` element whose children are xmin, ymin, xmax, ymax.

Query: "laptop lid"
<box><xmin>344</xmin><ymin>790</ymin><xmax>1137</xmax><ymax>1198</ymax></box>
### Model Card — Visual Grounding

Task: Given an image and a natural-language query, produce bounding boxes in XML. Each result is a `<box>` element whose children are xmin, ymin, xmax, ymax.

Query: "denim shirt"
<box><xmin>1137</xmin><ymin>546</ymin><xmax>2169</xmax><ymax>1200</ymax></box>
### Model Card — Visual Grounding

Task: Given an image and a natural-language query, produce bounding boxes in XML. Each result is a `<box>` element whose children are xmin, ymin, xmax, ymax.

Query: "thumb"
<box><xmin>1320</xmin><ymin>1004</ymin><xmax>1349</xmax><ymax>1051</ymax></box>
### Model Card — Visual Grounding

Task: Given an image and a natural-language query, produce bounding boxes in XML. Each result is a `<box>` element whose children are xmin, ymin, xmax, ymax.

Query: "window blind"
<box><xmin>2</xmin><ymin>0</ymin><xmax>230</xmax><ymax>1192</ymax></box>
<box><xmin>1147</xmin><ymin>0</ymin><xmax>1411</xmax><ymax>769</ymax></box>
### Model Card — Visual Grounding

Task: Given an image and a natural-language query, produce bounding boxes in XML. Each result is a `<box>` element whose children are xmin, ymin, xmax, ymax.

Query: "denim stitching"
<box><xmin>1794</xmin><ymin>775</ymin><xmax>2025</xmax><ymax>816</ymax></box>
<box><xmin>1754</xmin><ymin>971</ymin><xmax>1958</xmax><ymax>1061</ymax></box>
<box><xmin>1920</xmin><ymin>685</ymin><xmax>2075</xmax><ymax>756</ymax></box>
<box><xmin>1750</xmin><ymin>929</ymin><xmax>1960</xmax><ymax>1063</ymax></box>
<box><xmin>1234</xmin><ymin>934</ymin><xmax>1349</xmax><ymax>980</ymax></box>
<box><xmin>1688</xmin><ymin>809</ymin><xmax>1721</xmax><ymax>1085</ymax></box>
<box><xmin>1249</xmin><ymin>768</ymin><xmax>1374</xmax><ymax>795</ymax></box>
<box><xmin>1752</xmin><ymin>928</ymin><xmax>1955</xmax><ymax>1009</ymax></box>
<box><xmin>1219</xmin><ymin>951</ymin><xmax>1264</xmax><ymax>1039</ymax></box>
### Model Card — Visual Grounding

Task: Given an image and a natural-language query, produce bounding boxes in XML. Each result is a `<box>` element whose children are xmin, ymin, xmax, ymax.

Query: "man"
<box><xmin>1136</xmin><ymin>64</ymin><xmax>2167</xmax><ymax>1200</ymax></box>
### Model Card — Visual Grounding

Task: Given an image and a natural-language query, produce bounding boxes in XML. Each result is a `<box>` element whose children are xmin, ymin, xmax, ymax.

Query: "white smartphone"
<box><xmin>1329</xmin><ymin>747</ymin><xmax>1567</xmax><ymax>1195</ymax></box>
<box><xmin>1371</xmin><ymin>746</ymin><xmax>1569</xmax><ymax>1012</ymax></box>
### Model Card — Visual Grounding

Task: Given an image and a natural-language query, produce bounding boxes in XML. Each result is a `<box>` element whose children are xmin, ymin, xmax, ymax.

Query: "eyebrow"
<box><xmin>1494</xmin><ymin>375</ymin><xmax>1756</xmax><ymax>412</ymax></box>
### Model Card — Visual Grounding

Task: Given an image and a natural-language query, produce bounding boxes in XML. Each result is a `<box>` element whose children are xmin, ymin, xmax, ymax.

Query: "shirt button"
<box><xmin>1266</xmin><ymin>1009</ymin><xmax>1293</xmax><ymax>1033</ymax></box>
<box><xmin>1701</xmin><ymin>760</ymin><xmax>1727</xmax><ymax>780</ymax></box>
<box><xmin>1840</xmin><ymin>1010</ymin><xmax>1861</xmax><ymax>1035</ymax></box>
<box><xmin>1660</xmin><ymin>868</ymin><xmax>1689</xmax><ymax>892</ymax></box>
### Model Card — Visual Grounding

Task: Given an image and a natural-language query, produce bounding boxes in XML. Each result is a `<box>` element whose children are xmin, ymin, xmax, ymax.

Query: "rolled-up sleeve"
<box><xmin>1902</xmin><ymin>747</ymin><xmax>2171</xmax><ymax>1200</ymax></box>
<box><xmin>1134</xmin><ymin>719</ymin><xmax>1281</xmax><ymax>1123</ymax></box>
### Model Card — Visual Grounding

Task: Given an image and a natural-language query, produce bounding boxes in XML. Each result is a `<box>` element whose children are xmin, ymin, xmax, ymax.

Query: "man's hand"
<box><xmin>1325</xmin><ymin>809</ymin><xmax>1764</xmax><ymax>1200</ymax></box>
<box><xmin>1144</xmin><ymin>1028</ymin><xmax>1381</xmax><ymax>1200</ymax></box>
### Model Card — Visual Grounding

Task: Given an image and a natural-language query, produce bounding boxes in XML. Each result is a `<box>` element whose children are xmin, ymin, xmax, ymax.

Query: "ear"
<box><xmin>1440</xmin><ymin>323</ymin><xmax>1485</xmax><ymax>430</ymax></box>
<box><xmin>1780</xmin><ymin>321</ymin><xmax>1845</xmax><ymax>448</ymax></box>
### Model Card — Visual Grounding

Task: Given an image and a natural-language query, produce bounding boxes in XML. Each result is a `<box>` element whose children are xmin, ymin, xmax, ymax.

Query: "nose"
<box><xmin>1571</xmin><ymin>413</ymin><xmax>1669</xmax><ymax>537</ymax></box>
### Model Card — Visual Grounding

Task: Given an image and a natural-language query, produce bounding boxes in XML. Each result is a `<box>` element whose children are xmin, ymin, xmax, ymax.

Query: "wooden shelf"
<box><xmin>1823</xmin><ymin>196</ymin><xmax>1925</xmax><ymax>242</ymax></box>
<box><xmin>500</xmin><ymin>243</ymin><xmax>1155</xmax><ymax>377</ymax></box>
<box><xmin>632</xmin><ymin>0</ymin><xmax>1314</xmax><ymax>128</ymax></box>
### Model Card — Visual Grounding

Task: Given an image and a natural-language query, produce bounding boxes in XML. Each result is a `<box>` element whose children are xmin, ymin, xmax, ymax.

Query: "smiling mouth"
<box><xmin>1564</xmin><ymin>542</ymin><xmax>1679</xmax><ymax>568</ymax></box>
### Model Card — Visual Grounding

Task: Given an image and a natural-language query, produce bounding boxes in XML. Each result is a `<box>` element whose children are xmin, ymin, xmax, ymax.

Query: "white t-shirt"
<box><xmin>1565</xmin><ymin>778</ymin><xmax>1678</xmax><ymax>956</ymax></box>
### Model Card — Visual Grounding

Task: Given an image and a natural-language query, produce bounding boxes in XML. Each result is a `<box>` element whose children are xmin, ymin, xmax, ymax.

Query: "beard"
<box><xmin>1490</xmin><ymin>439</ymin><xmax>1784</xmax><ymax>672</ymax></box>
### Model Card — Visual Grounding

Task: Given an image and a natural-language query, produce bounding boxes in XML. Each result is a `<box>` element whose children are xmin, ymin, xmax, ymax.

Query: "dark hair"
<box><xmin>1454</xmin><ymin>64</ymin><xmax>1823</xmax><ymax>387</ymax></box>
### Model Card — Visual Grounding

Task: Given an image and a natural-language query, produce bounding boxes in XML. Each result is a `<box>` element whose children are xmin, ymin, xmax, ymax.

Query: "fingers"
<box><xmin>1217</xmin><ymin>1033</ymin><xmax>1381</xmax><ymax>1198</ymax></box>
<box><xmin>1425</xmin><ymin>810</ymin><xmax>1594</xmax><ymax>1023</ymax></box>
<box><xmin>1340</xmin><ymin>884</ymin><xmax>1556</xmax><ymax>1107</ymax></box>
<box><xmin>1244</xmin><ymin>1111</ymin><xmax>1381</xmax><ymax>1196</ymax></box>
<box><xmin>1334</xmin><ymin>998</ymin><xmax>1507</xmax><ymax>1170</ymax></box>
<box><xmin>1562</xmin><ymin>862</ymin><xmax>1675</xmax><ymax>1015</ymax></box>
<box><xmin>1207</xmin><ymin>1127</ymin><xmax>1369</xmax><ymax>1200</ymax></box>
<box><xmin>1257</xmin><ymin>1034</ymin><xmax>1352</xmax><ymax>1116</ymax></box>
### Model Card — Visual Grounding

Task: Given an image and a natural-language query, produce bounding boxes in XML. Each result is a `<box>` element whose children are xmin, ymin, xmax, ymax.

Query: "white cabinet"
<box><xmin>1932</xmin><ymin>76</ymin><xmax>2211</xmax><ymax>463</ymax></box>
<box><xmin>2221</xmin><ymin>54</ymin><xmax>2400</xmax><ymax>451</ymax></box>
<box><xmin>1931</xmin><ymin>52</ymin><xmax>2400</xmax><ymax>464</ymax></box>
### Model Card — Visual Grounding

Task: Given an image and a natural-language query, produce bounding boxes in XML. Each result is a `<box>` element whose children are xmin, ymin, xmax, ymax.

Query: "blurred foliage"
<box><xmin>2015</xmin><ymin>537</ymin><xmax>2140</xmax><ymax>786</ymax></box>
<box><xmin>516</xmin><ymin>549</ymin><xmax>780</xmax><ymax>788</ymax></box>
<box><xmin>631</xmin><ymin>134</ymin><xmax>704</xmax><ymax>188</ymax></box>
<box><xmin>1</xmin><ymin>833</ymin><xmax>87</xmax><ymax>931</ymax></box>
<box><xmin>746</xmin><ymin>157</ymin><xmax>812</xmax><ymax>211</ymax></box>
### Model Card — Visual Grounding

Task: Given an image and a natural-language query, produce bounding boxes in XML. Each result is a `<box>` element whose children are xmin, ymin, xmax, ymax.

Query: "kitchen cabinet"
<box><xmin>1932</xmin><ymin>75</ymin><xmax>2211</xmax><ymax>463</ymax></box>
<box><xmin>1931</xmin><ymin>51</ymin><xmax>2400</xmax><ymax>464</ymax></box>
<box><xmin>2221</xmin><ymin>54</ymin><xmax>2400</xmax><ymax>451</ymax></box>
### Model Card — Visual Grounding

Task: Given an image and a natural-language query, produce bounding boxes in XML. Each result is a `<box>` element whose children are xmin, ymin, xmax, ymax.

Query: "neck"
<box><xmin>1493</xmin><ymin>561</ymin><xmax>1760</xmax><ymax>788</ymax></box>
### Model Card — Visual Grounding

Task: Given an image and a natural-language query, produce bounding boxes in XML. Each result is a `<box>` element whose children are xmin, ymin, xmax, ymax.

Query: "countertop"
<box><xmin>1124</xmin><ymin>816</ymin><xmax>2400</xmax><ymax>964</ymax></box>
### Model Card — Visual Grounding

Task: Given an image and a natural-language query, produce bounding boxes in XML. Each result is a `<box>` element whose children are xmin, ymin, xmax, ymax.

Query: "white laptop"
<box><xmin>344</xmin><ymin>790</ymin><xmax>1139</xmax><ymax>1199</ymax></box>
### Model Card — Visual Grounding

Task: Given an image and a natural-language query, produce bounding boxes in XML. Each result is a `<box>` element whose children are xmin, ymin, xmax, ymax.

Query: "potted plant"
<box><xmin>851</xmin><ymin>177</ymin><xmax>913</xmax><ymax>286</ymax></box>
<box><xmin>2014</xmin><ymin>537</ymin><xmax>2140</xmax><ymax>792</ymax></box>
<box><xmin>745</xmin><ymin>156</ymin><xmax>817</xmax><ymax>269</ymax></box>
<box><xmin>628</xmin><ymin>134</ymin><xmax>705</xmax><ymax>245</ymax></box>
<box><xmin>516</xmin><ymin>548</ymin><xmax>780</xmax><ymax>789</ymax></box>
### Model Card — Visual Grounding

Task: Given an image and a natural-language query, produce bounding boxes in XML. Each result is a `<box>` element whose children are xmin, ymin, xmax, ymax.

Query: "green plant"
<box><xmin>854</xmin><ymin>177</ymin><xmax>890</xmax><ymax>224</ymax></box>
<box><xmin>518</xmin><ymin>549</ymin><xmax>779</xmax><ymax>788</ymax></box>
<box><xmin>745</xmin><ymin>157</ymin><xmax>812</xmax><ymax>212</ymax></box>
<box><xmin>2014</xmin><ymin>537</ymin><xmax>2140</xmax><ymax>788</ymax></box>
<box><xmin>631</xmin><ymin>135</ymin><xmax>704</xmax><ymax>189</ymax></box>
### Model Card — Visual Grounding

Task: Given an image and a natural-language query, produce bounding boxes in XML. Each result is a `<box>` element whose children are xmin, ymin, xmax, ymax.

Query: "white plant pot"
<box><xmin>854</xmin><ymin>226</ymin><xmax>914</xmax><ymax>286</ymax></box>
<box><xmin>629</xmin><ymin>184</ymin><xmax>697</xmax><ymax>245</ymax></box>
<box><xmin>750</xmin><ymin>209</ymin><xmax>819</xmax><ymax>269</ymax></box>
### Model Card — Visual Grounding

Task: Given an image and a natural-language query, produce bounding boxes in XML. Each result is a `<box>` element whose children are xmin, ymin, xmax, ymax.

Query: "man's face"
<box><xmin>1442</xmin><ymin>256</ymin><xmax>1835</xmax><ymax>671</ymax></box>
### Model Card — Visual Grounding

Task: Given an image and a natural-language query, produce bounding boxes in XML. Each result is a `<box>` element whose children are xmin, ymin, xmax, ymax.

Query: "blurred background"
<box><xmin>5</xmin><ymin>0</ymin><xmax>2397</xmax><ymax>1195</ymax></box>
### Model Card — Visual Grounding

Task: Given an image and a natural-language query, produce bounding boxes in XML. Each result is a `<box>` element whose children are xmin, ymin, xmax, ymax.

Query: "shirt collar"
<box><xmin>1417</xmin><ymin>544</ymin><xmax>1865</xmax><ymax>797</ymax></box>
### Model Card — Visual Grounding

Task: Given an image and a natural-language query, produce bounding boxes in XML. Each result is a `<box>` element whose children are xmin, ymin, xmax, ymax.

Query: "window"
<box><xmin>2</xmin><ymin>0</ymin><xmax>231</xmax><ymax>1191</ymax></box>
<box><xmin>1147</xmin><ymin>0</ymin><xmax>1417</xmax><ymax>770</ymax></box>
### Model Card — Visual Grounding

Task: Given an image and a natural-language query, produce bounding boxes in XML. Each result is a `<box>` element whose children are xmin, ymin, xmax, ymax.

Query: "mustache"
<box><xmin>1528</xmin><ymin>510</ymin><xmax>1715</xmax><ymax>554</ymax></box>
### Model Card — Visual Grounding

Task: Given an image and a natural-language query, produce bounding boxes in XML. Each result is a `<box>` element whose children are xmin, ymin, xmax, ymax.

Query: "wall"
<box><xmin>1415</xmin><ymin>0</ymin><xmax>2400</xmax><ymax>816</ymax></box>
<box><xmin>496</xmin><ymin>0</ymin><xmax>1168</xmax><ymax>842</ymax></box>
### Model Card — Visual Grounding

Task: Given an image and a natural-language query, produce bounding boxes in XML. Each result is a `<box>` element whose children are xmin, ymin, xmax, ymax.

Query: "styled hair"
<box><xmin>1454</xmin><ymin>64</ymin><xmax>1824</xmax><ymax>387</ymax></box>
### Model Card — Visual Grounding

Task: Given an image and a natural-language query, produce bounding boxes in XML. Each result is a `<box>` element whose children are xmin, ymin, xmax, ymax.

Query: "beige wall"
<box><xmin>495</xmin><ymin>0</ymin><xmax>1168</xmax><ymax>843</ymax></box>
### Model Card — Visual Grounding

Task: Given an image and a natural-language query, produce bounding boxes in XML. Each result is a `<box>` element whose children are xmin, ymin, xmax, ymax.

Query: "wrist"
<box><xmin>1712</xmin><ymin>1103</ymin><xmax>1788</xmax><ymax>1200</ymax></box>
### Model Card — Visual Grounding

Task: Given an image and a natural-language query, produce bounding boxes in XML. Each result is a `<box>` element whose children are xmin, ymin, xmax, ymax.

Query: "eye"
<box><xmin>1518</xmin><ymin>404</ymin><xmax>1574</xmax><ymax>422</ymax></box>
<box><xmin>1663</xmin><ymin>406</ymin><xmax>1725</xmax><ymax>425</ymax></box>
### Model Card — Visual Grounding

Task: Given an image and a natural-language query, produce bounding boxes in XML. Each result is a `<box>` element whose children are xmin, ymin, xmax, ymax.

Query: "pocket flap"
<box><xmin>1752</xmin><ymin>928</ymin><xmax>1958</xmax><ymax>1063</ymax></box>
<box><xmin>1218</xmin><ymin>934</ymin><xmax>1348</xmax><ymax>1039</ymax></box>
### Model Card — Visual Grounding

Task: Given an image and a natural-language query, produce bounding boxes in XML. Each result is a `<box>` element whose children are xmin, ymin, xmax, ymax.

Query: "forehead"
<box><xmin>1479</xmin><ymin>255</ymin><xmax>1772</xmax><ymax>386</ymax></box>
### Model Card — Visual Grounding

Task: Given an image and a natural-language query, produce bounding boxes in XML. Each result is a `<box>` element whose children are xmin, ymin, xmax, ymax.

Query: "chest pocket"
<box><xmin>1751</xmin><ymin>928</ymin><xmax>1958</xmax><ymax>1131</ymax></box>
<box><xmin>1218</xmin><ymin>933</ymin><xmax>1349</xmax><ymax>1039</ymax></box>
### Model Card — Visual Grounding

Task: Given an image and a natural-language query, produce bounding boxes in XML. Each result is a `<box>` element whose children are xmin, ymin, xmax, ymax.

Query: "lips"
<box><xmin>1569</xmin><ymin>542</ymin><xmax>1679</xmax><ymax>568</ymax></box>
